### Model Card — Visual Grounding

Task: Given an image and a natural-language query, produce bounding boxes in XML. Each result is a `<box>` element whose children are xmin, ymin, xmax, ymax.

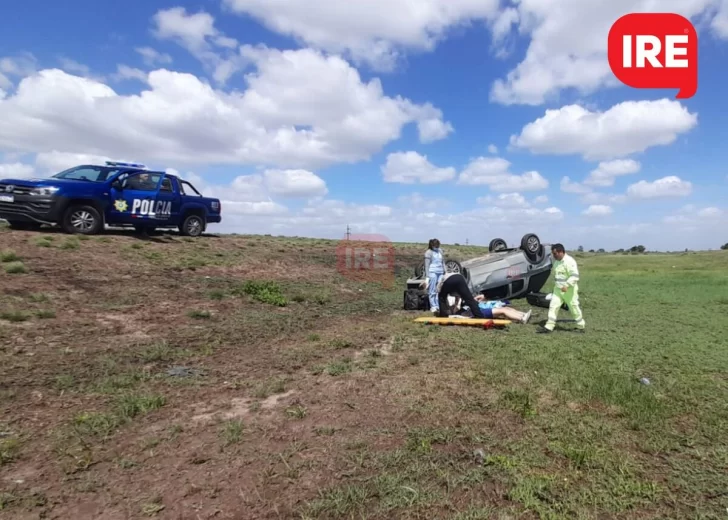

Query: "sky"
<box><xmin>1</xmin><ymin>0</ymin><xmax>727</xmax><ymax>251</ymax></box>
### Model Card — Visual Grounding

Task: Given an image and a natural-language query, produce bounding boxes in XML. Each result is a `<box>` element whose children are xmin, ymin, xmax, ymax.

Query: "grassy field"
<box><xmin>1</xmin><ymin>225</ymin><xmax>727</xmax><ymax>519</ymax></box>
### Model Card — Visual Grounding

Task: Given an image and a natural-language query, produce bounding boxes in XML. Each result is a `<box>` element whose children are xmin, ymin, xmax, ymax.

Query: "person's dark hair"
<box><xmin>551</xmin><ymin>243</ymin><xmax>565</xmax><ymax>253</ymax></box>
<box><xmin>428</xmin><ymin>238</ymin><xmax>440</xmax><ymax>249</ymax></box>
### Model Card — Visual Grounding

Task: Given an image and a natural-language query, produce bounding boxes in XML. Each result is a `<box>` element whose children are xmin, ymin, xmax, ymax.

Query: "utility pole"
<box><xmin>466</xmin><ymin>238</ymin><xmax>469</xmax><ymax>245</ymax></box>
<box><xmin>346</xmin><ymin>225</ymin><xmax>351</xmax><ymax>240</ymax></box>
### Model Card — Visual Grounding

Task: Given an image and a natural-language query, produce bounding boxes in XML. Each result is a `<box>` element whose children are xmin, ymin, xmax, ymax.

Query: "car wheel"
<box><xmin>180</xmin><ymin>214</ymin><xmax>204</xmax><ymax>237</ymax></box>
<box><xmin>445</xmin><ymin>259</ymin><xmax>462</xmax><ymax>274</ymax></box>
<box><xmin>62</xmin><ymin>205</ymin><xmax>103</xmax><ymax>235</ymax></box>
<box><xmin>521</xmin><ymin>233</ymin><xmax>541</xmax><ymax>259</ymax></box>
<box><xmin>489</xmin><ymin>238</ymin><xmax>508</xmax><ymax>252</ymax></box>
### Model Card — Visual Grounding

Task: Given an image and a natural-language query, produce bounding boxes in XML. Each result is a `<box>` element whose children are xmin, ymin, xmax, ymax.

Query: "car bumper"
<box><xmin>207</xmin><ymin>215</ymin><xmax>221</xmax><ymax>223</ymax></box>
<box><xmin>0</xmin><ymin>194</ymin><xmax>64</xmax><ymax>224</ymax></box>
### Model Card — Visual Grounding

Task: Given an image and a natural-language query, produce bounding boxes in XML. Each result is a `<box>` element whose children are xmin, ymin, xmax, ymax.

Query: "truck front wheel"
<box><xmin>61</xmin><ymin>205</ymin><xmax>103</xmax><ymax>235</ymax></box>
<box><xmin>180</xmin><ymin>214</ymin><xmax>204</xmax><ymax>237</ymax></box>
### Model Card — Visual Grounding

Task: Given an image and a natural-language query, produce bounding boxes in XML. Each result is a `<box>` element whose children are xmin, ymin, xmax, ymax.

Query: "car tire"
<box><xmin>445</xmin><ymin>259</ymin><xmax>462</xmax><ymax>274</ymax></box>
<box><xmin>415</xmin><ymin>261</ymin><xmax>425</xmax><ymax>279</ymax></box>
<box><xmin>489</xmin><ymin>238</ymin><xmax>508</xmax><ymax>252</ymax></box>
<box><xmin>521</xmin><ymin>233</ymin><xmax>541</xmax><ymax>260</ymax></box>
<box><xmin>61</xmin><ymin>205</ymin><xmax>103</xmax><ymax>235</ymax></box>
<box><xmin>180</xmin><ymin>214</ymin><xmax>204</xmax><ymax>237</ymax></box>
<box><xmin>524</xmin><ymin>244</ymin><xmax>546</xmax><ymax>265</ymax></box>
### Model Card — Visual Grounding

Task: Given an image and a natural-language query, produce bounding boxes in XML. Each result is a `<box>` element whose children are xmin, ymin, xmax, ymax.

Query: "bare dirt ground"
<box><xmin>0</xmin><ymin>229</ymin><xmax>521</xmax><ymax>519</ymax></box>
<box><xmin>2</xmin><ymin>228</ymin><xmax>728</xmax><ymax>520</ymax></box>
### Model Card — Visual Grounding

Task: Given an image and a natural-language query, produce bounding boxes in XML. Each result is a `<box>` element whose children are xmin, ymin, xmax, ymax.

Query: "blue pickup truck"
<box><xmin>0</xmin><ymin>162</ymin><xmax>221</xmax><ymax>236</ymax></box>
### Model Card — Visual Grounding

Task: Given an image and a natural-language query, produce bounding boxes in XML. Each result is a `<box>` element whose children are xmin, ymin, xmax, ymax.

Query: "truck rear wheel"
<box><xmin>180</xmin><ymin>214</ymin><xmax>203</xmax><ymax>237</ymax></box>
<box><xmin>61</xmin><ymin>205</ymin><xmax>103</xmax><ymax>235</ymax></box>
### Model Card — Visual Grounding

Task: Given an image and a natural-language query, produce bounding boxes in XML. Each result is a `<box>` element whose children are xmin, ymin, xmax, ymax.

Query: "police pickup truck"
<box><xmin>0</xmin><ymin>162</ymin><xmax>221</xmax><ymax>236</ymax></box>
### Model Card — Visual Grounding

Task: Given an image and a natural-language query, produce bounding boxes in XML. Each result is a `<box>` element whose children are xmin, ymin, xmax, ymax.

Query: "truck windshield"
<box><xmin>52</xmin><ymin>165</ymin><xmax>132</xmax><ymax>182</ymax></box>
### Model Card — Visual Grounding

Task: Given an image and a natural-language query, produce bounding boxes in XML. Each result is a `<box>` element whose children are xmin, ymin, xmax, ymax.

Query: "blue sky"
<box><xmin>1</xmin><ymin>0</ymin><xmax>727</xmax><ymax>250</ymax></box>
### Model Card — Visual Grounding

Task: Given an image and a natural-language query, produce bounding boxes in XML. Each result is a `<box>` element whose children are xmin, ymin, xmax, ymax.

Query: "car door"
<box><xmin>156</xmin><ymin>176</ymin><xmax>182</xmax><ymax>225</ymax></box>
<box><xmin>108</xmin><ymin>171</ymin><xmax>166</xmax><ymax>225</ymax></box>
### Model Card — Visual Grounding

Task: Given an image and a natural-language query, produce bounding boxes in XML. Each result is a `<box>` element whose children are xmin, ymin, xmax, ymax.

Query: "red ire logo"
<box><xmin>335</xmin><ymin>234</ymin><xmax>395</xmax><ymax>289</ymax></box>
<box><xmin>608</xmin><ymin>13</ymin><xmax>698</xmax><ymax>98</ymax></box>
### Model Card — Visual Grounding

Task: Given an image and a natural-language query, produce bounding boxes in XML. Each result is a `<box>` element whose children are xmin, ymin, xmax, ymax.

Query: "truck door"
<box><xmin>108</xmin><ymin>171</ymin><xmax>167</xmax><ymax>225</ymax></box>
<box><xmin>156</xmin><ymin>176</ymin><xmax>182</xmax><ymax>225</ymax></box>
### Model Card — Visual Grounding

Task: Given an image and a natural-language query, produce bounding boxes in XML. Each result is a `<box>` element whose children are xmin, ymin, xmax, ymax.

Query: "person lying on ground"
<box><xmin>435</xmin><ymin>273</ymin><xmax>532</xmax><ymax>323</ymax></box>
<box><xmin>474</xmin><ymin>294</ymin><xmax>532</xmax><ymax>324</ymax></box>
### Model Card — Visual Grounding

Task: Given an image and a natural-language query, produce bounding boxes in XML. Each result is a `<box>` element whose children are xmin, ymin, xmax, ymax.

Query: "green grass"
<box><xmin>299</xmin><ymin>250</ymin><xmax>728</xmax><ymax>519</ymax></box>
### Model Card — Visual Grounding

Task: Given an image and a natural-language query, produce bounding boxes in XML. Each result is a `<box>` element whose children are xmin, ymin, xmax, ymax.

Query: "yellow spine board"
<box><xmin>414</xmin><ymin>317</ymin><xmax>511</xmax><ymax>326</ymax></box>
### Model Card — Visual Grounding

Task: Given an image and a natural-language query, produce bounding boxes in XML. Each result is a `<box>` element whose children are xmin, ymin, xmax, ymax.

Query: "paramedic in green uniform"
<box><xmin>537</xmin><ymin>243</ymin><xmax>585</xmax><ymax>333</ymax></box>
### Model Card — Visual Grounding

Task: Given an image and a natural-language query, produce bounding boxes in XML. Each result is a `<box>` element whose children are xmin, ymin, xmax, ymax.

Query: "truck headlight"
<box><xmin>30</xmin><ymin>187</ymin><xmax>60</xmax><ymax>196</ymax></box>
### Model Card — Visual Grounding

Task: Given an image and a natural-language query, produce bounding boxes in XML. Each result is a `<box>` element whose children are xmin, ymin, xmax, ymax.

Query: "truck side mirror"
<box><xmin>112</xmin><ymin>180</ymin><xmax>122</xmax><ymax>190</ymax></box>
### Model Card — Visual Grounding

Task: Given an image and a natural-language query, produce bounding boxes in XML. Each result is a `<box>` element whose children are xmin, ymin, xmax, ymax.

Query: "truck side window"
<box><xmin>160</xmin><ymin>179</ymin><xmax>173</xmax><ymax>192</ymax></box>
<box><xmin>125</xmin><ymin>172</ymin><xmax>162</xmax><ymax>191</ymax></box>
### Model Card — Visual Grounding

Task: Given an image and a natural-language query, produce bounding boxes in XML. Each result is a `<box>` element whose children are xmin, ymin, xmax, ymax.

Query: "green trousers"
<box><xmin>544</xmin><ymin>285</ymin><xmax>585</xmax><ymax>331</ymax></box>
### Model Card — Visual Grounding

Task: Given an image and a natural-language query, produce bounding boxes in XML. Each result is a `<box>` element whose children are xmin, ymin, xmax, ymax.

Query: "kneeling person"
<box><xmin>437</xmin><ymin>273</ymin><xmax>486</xmax><ymax>318</ymax></box>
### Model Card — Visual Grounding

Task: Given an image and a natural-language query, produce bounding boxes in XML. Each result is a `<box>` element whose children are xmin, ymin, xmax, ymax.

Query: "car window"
<box><xmin>180</xmin><ymin>180</ymin><xmax>202</xmax><ymax>196</ymax></box>
<box><xmin>160</xmin><ymin>178</ymin><xmax>173</xmax><ymax>192</ymax></box>
<box><xmin>122</xmin><ymin>172</ymin><xmax>163</xmax><ymax>191</ymax></box>
<box><xmin>53</xmin><ymin>166</ymin><xmax>113</xmax><ymax>182</ymax></box>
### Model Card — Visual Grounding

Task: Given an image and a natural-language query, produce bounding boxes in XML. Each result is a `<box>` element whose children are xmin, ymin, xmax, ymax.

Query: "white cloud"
<box><xmin>221</xmin><ymin>0</ymin><xmax>501</xmax><ymax>70</ymax></box>
<box><xmin>0</xmin><ymin>162</ymin><xmax>35</xmax><ymax>180</ymax></box>
<box><xmin>0</xmin><ymin>48</ymin><xmax>450</xmax><ymax>170</ymax></box>
<box><xmin>533</xmin><ymin>195</ymin><xmax>548</xmax><ymax>204</ymax></box>
<box><xmin>34</xmin><ymin>151</ymin><xmax>113</xmax><ymax>173</ymax></box>
<box><xmin>583</xmin><ymin>204</ymin><xmax>613</xmax><ymax>217</ymax></box>
<box><xmin>626</xmin><ymin>176</ymin><xmax>693</xmax><ymax>199</ymax></box>
<box><xmin>663</xmin><ymin>205</ymin><xmax>726</xmax><ymax>230</ymax></box>
<box><xmin>585</xmin><ymin>159</ymin><xmax>641</xmax><ymax>187</ymax></box>
<box><xmin>697</xmin><ymin>207</ymin><xmax>723</xmax><ymax>218</ymax></box>
<box><xmin>490</xmin><ymin>0</ymin><xmax>727</xmax><ymax>105</ymax></box>
<box><xmin>58</xmin><ymin>57</ymin><xmax>91</xmax><ymax>77</ymax></box>
<box><xmin>397</xmin><ymin>192</ymin><xmax>450</xmax><ymax>210</ymax></box>
<box><xmin>458</xmin><ymin>156</ymin><xmax>548</xmax><ymax>191</ymax></box>
<box><xmin>0</xmin><ymin>53</ymin><xmax>37</xmax><ymax>91</ymax></box>
<box><xmin>487</xmin><ymin>144</ymin><xmax>498</xmax><ymax>154</ymax></box>
<box><xmin>477</xmin><ymin>192</ymin><xmax>529</xmax><ymax>208</ymax></box>
<box><xmin>381</xmin><ymin>151</ymin><xmax>456</xmax><ymax>184</ymax></box>
<box><xmin>510</xmin><ymin>99</ymin><xmax>698</xmax><ymax>161</ymax></box>
<box><xmin>581</xmin><ymin>192</ymin><xmax>627</xmax><ymax>205</ymax></box>
<box><xmin>113</xmin><ymin>65</ymin><xmax>148</xmax><ymax>83</ymax></box>
<box><xmin>152</xmin><ymin>7</ymin><xmax>243</xmax><ymax>84</ymax></box>
<box><xmin>560</xmin><ymin>176</ymin><xmax>591</xmax><ymax>194</ymax></box>
<box><xmin>262</xmin><ymin>169</ymin><xmax>328</xmax><ymax>198</ymax></box>
<box><xmin>153</xmin><ymin>7</ymin><xmax>221</xmax><ymax>51</ymax></box>
<box><xmin>417</xmin><ymin>116</ymin><xmax>454</xmax><ymax>143</ymax></box>
<box><xmin>136</xmin><ymin>47</ymin><xmax>173</xmax><ymax>67</ymax></box>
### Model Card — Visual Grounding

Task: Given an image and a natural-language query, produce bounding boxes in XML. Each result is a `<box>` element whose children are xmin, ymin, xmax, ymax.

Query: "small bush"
<box><xmin>60</xmin><ymin>238</ymin><xmax>80</xmax><ymax>250</ymax></box>
<box><xmin>0</xmin><ymin>250</ymin><xmax>19</xmax><ymax>262</ymax></box>
<box><xmin>235</xmin><ymin>280</ymin><xmax>287</xmax><ymax>307</ymax></box>
<box><xmin>3</xmin><ymin>262</ymin><xmax>27</xmax><ymax>274</ymax></box>
<box><xmin>0</xmin><ymin>310</ymin><xmax>30</xmax><ymax>322</ymax></box>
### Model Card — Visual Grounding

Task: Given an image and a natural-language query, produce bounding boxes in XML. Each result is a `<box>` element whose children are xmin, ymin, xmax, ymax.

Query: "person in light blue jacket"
<box><xmin>423</xmin><ymin>238</ymin><xmax>445</xmax><ymax>313</ymax></box>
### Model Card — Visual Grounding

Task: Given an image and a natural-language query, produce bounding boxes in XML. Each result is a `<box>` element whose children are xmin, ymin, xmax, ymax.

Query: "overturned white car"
<box><xmin>404</xmin><ymin>233</ymin><xmax>553</xmax><ymax>310</ymax></box>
